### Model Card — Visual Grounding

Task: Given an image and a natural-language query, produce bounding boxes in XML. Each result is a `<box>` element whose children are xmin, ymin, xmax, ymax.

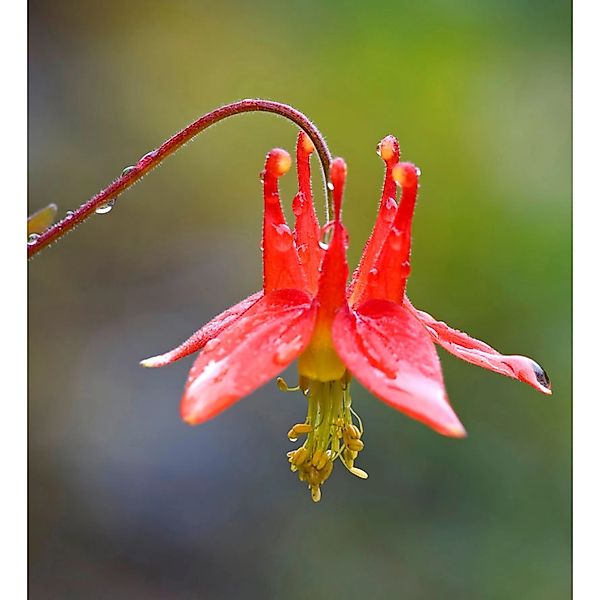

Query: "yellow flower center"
<box><xmin>278</xmin><ymin>371</ymin><xmax>368</xmax><ymax>502</ymax></box>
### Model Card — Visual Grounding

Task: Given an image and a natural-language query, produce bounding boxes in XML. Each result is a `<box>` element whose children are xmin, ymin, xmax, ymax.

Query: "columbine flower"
<box><xmin>142</xmin><ymin>132</ymin><xmax>551</xmax><ymax>502</ymax></box>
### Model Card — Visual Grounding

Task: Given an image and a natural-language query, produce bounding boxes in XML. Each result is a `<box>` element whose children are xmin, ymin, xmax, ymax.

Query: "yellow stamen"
<box><xmin>282</xmin><ymin>371</ymin><xmax>368</xmax><ymax>501</ymax></box>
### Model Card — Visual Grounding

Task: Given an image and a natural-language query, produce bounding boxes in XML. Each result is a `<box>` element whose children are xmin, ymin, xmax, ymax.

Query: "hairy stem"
<box><xmin>27</xmin><ymin>99</ymin><xmax>333</xmax><ymax>259</ymax></box>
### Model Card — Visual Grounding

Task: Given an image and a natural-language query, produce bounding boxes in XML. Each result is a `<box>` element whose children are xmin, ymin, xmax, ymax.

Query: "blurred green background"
<box><xmin>28</xmin><ymin>0</ymin><xmax>571</xmax><ymax>598</ymax></box>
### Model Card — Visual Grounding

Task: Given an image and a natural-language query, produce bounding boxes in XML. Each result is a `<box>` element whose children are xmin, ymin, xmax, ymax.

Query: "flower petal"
<box><xmin>356</xmin><ymin>163</ymin><xmax>420</xmax><ymax>305</ymax></box>
<box><xmin>293</xmin><ymin>132</ymin><xmax>323</xmax><ymax>295</ymax></box>
<box><xmin>348</xmin><ymin>135</ymin><xmax>400</xmax><ymax>306</ymax></box>
<box><xmin>181</xmin><ymin>288</ymin><xmax>317</xmax><ymax>425</ymax></box>
<box><xmin>140</xmin><ymin>291</ymin><xmax>263</xmax><ymax>368</ymax></box>
<box><xmin>333</xmin><ymin>299</ymin><xmax>466</xmax><ymax>437</ymax></box>
<box><xmin>405</xmin><ymin>298</ymin><xmax>552</xmax><ymax>394</ymax></box>
<box><xmin>262</xmin><ymin>149</ymin><xmax>308</xmax><ymax>293</ymax></box>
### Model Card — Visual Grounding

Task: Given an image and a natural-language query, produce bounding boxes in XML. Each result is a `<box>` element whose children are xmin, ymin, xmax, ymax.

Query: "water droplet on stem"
<box><xmin>95</xmin><ymin>199</ymin><xmax>116</xmax><ymax>215</ymax></box>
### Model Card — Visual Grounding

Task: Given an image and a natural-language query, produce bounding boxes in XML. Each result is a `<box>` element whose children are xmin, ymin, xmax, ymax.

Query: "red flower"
<box><xmin>142</xmin><ymin>132</ymin><xmax>551</xmax><ymax>501</ymax></box>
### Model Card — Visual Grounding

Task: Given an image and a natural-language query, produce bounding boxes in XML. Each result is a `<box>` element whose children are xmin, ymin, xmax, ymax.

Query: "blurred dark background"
<box><xmin>28</xmin><ymin>1</ymin><xmax>571</xmax><ymax>598</ymax></box>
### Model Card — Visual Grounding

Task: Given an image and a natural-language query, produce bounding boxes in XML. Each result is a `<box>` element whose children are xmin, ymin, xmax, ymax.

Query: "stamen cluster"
<box><xmin>280</xmin><ymin>373</ymin><xmax>367</xmax><ymax>502</ymax></box>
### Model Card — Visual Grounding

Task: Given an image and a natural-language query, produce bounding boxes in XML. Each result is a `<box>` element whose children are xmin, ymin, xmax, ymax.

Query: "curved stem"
<box><xmin>27</xmin><ymin>99</ymin><xmax>333</xmax><ymax>259</ymax></box>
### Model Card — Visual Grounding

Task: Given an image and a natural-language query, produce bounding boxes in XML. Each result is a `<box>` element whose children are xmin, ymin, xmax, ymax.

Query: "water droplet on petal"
<box><xmin>204</xmin><ymin>339</ymin><xmax>219</xmax><ymax>352</ymax></box>
<box><xmin>327</xmin><ymin>182</ymin><xmax>334</xmax><ymax>191</ymax></box>
<box><xmin>319</xmin><ymin>222</ymin><xmax>334</xmax><ymax>250</ymax></box>
<box><xmin>384</xmin><ymin>196</ymin><xmax>398</xmax><ymax>211</ymax></box>
<box><xmin>292</xmin><ymin>193</ymin><xmax>304</xmax><ymax>217</ymax></box>
<box><xmin>297</xmin><ymin>244</ymin><xmax>309</xmax><ymax>264</ymax></box>
<box><xmin>95</xmin><ymin>198</ymin><xmax>116</xmax><ymax>214</ymax></box>
<box><xmin>274</xmin><ymin>336</ymin><xmax>304</xmax><ymax>365</ymax></box>
<box><xmin>272</xmin><ymin>223</ymin><xmax>294</xmax><ymax>251</ymax></box>
<box><xmin>369</xmin><ymin>267</ymin><xmax>378</xmax><ymax>276</ymax></box>
<box><xmin>27</xmin><ymin>233</ymin><xmax>40</xmax><ymax>245</ymax></box>
<box><xmin>388</xmin><ymin>227</ymin><xmax>403</xmax><ymax>250</ymax></box>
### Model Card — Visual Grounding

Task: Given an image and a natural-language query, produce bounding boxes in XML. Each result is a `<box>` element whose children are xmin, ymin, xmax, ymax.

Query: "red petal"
<box><xmin>140</xmin><ymin>292</ymin><xmax>263</xmax><ymax>368</ymax></box>
<box><xmin>293</xmin><ymin>132</ymin><xmax>323</xmax><ymax>295</ymax></box>
<box><xmin>348</xmin><ymin>135</ymin><xmax>400</xmax><ymax>306</ymax></box>
<box><xmin>405</xmin><ymin>298</ymin><xmax>552</xmax><ymax>394</ymax></box>
<box><xmin>181</xmin><ymin>288</ymin><xmax>317</xmax><ymax>425</ymax></box>
<box><xmin>315</xmin><ymin>158</ymin><xmax>349</xmax><ymax>319</ymax></box>
<box><xmin>333</xmin><ymin>299</ymin><xmax>466</xmax><ymax>437</ymax></box>
<box><xmin>262</xmin><ymin>149</ymin><xmax>308</xmax><ymax>294</ymax></box>
<box><xmin>356</xmin><ymin>163</ymin><xmax>420</xmax><ymax>305</ymax></box>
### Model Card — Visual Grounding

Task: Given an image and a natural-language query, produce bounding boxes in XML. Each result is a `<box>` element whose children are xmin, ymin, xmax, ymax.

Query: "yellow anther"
<box><xmin>292</xmin><ymin>447</ymin><xmax>309</xmax><ymax>466</ymax></box>
<box><xmin>277</xmin><ymin>377</ymin><xmax>300</xmax><ymax>392</ymax></box>
<box><xmin>311</xmin><ymin>449</ymin><xmax>324</xmax><ymax>468</ymax></box>
<box><xmin>321</xmin><ymin>460</ymin><xmax>334</xmax><ymax>481</ymax></box>
<box><xmin>310</xmin><ymin>486</ymin><xmax>322</xmax><ymax>503</ymax></box>
<box><xmin>316</xmin><ymin>454</ymin><xmax>329</xmax><ymax>471</ymax></box>
<box><xmin>292</xmin><ymin>423</ymin><xmax>313</xmax><ymax>435</ymax></box>
<box><xmin>307</xmin><ymin>467</ymin><xmax>320</xmax><ymax>486</ymax></box>
<box><xmin>349</xmin><ymin>466</ymin><xmax>369</xmax><ymax>480</ymax></box>
<box><xmin>348</xmin><ymin>424</ymin><xmax>361</xmax><ymax>439</ymax></box>
<box><xmin>342</xmin><ymin>448</ymin><xmax>357</xmax><ymax>466</ymax></box>
<box><xmin>347</xmin><ymin>439</ymin><xmax>364</xmax><ymax>452</ymax></box>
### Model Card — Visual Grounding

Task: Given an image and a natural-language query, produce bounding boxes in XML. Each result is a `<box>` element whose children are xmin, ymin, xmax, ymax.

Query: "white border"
<box><xmin>1</xmin><ymin>0</ymin><xmax>27</xmax><ymax>598</ymax></box>
<box><xmin>574</xmin><ymin>0</ymin><xmax>598</xmax><ymax>598</ymax></box>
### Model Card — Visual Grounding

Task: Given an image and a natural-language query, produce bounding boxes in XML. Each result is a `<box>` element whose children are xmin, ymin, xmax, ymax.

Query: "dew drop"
<box><xmin>65</xmin><ymin>210</ymin><xmax>74</xmax><ymax>219</ymax></box>
<box><xmin>319</xmin><ymin>222</ymin><xmax>334</xmax><ymax>250</ymax></box>
<box><xmin>327</xmin><ymin>182</ymin><xmax>334</xmax><ymax>191</ymax></box>
<box><xmin>27</xmin><ymin>233</ymin><xmax>40</xmax><ymax>245</ymax></box>
<box><xmin>369</xmin><ymin>267</ymin><xmax>378</xmax><ymax>277</ymax></box>
<box><xmin>292</xmin><ymin>194</ymin><xmax>304</xmax><ymax>217</ymax></box>
<box><xmin>95</xmin><ymin>198</ymin><xmax>116</xmax><ymax>215</ymax></box>
<box><xmin>204</xmin><ymin>339</ymin><xmax>219</xmax><ymax>352</ymax></box>
<box><xmin>297</xmin><ymin>244</ymin><xmax>309</xmax><ymax>265</ymax></box>
<box><xmin>274</xmin><ymin>336</ymin><xmax>303</xmax><ymax>365</ymax></box>
<box><xmin>138</xmin><ymin>150</ymin><xmax>158</xmax><ymax>164</ymax></box>
<box><xmin>388</xmin><ymin>227</ymin><xmax>403</xmax><ymax>250</ymax></box>
<box><xmin>384</xmin><ymin>196</ymin><xmax>397</xmax><ymax>212</ymax></box>
<box><xmin>273</xmin><ymin>223</ymin><xmax>294</xmax><ymax>251</ymax></box>
<box><xmin>121</xmin><ymin>165</ymin><xmax>137</xmax><ymax>176</ymax></box>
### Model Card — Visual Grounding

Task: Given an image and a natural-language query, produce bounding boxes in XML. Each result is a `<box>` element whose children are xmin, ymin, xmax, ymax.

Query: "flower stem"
<box><xmin>27</xmin><ymin>99</ymin><xmax>333</xmax><ymax>259</ymax></box>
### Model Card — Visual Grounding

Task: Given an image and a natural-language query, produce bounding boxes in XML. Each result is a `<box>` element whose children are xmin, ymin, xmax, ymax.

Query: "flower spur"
<box><xmin>142</xmin><ymin>132</ymin><xmax>551</xmax><ymax>502</ymax></box>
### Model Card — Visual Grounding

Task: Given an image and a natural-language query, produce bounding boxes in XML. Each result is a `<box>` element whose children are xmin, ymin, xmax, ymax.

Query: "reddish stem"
<box><xmin>27</xmin><ymin>99</ymin><xmax>333</xmax><ymax>259</ymax></box>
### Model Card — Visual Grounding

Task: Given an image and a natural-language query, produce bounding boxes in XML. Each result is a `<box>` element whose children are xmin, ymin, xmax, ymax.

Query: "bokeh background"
<box><xmin>28</xmin><ymin>1</ymin><xmax>571</xmax><ymax>598</ymax></box>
